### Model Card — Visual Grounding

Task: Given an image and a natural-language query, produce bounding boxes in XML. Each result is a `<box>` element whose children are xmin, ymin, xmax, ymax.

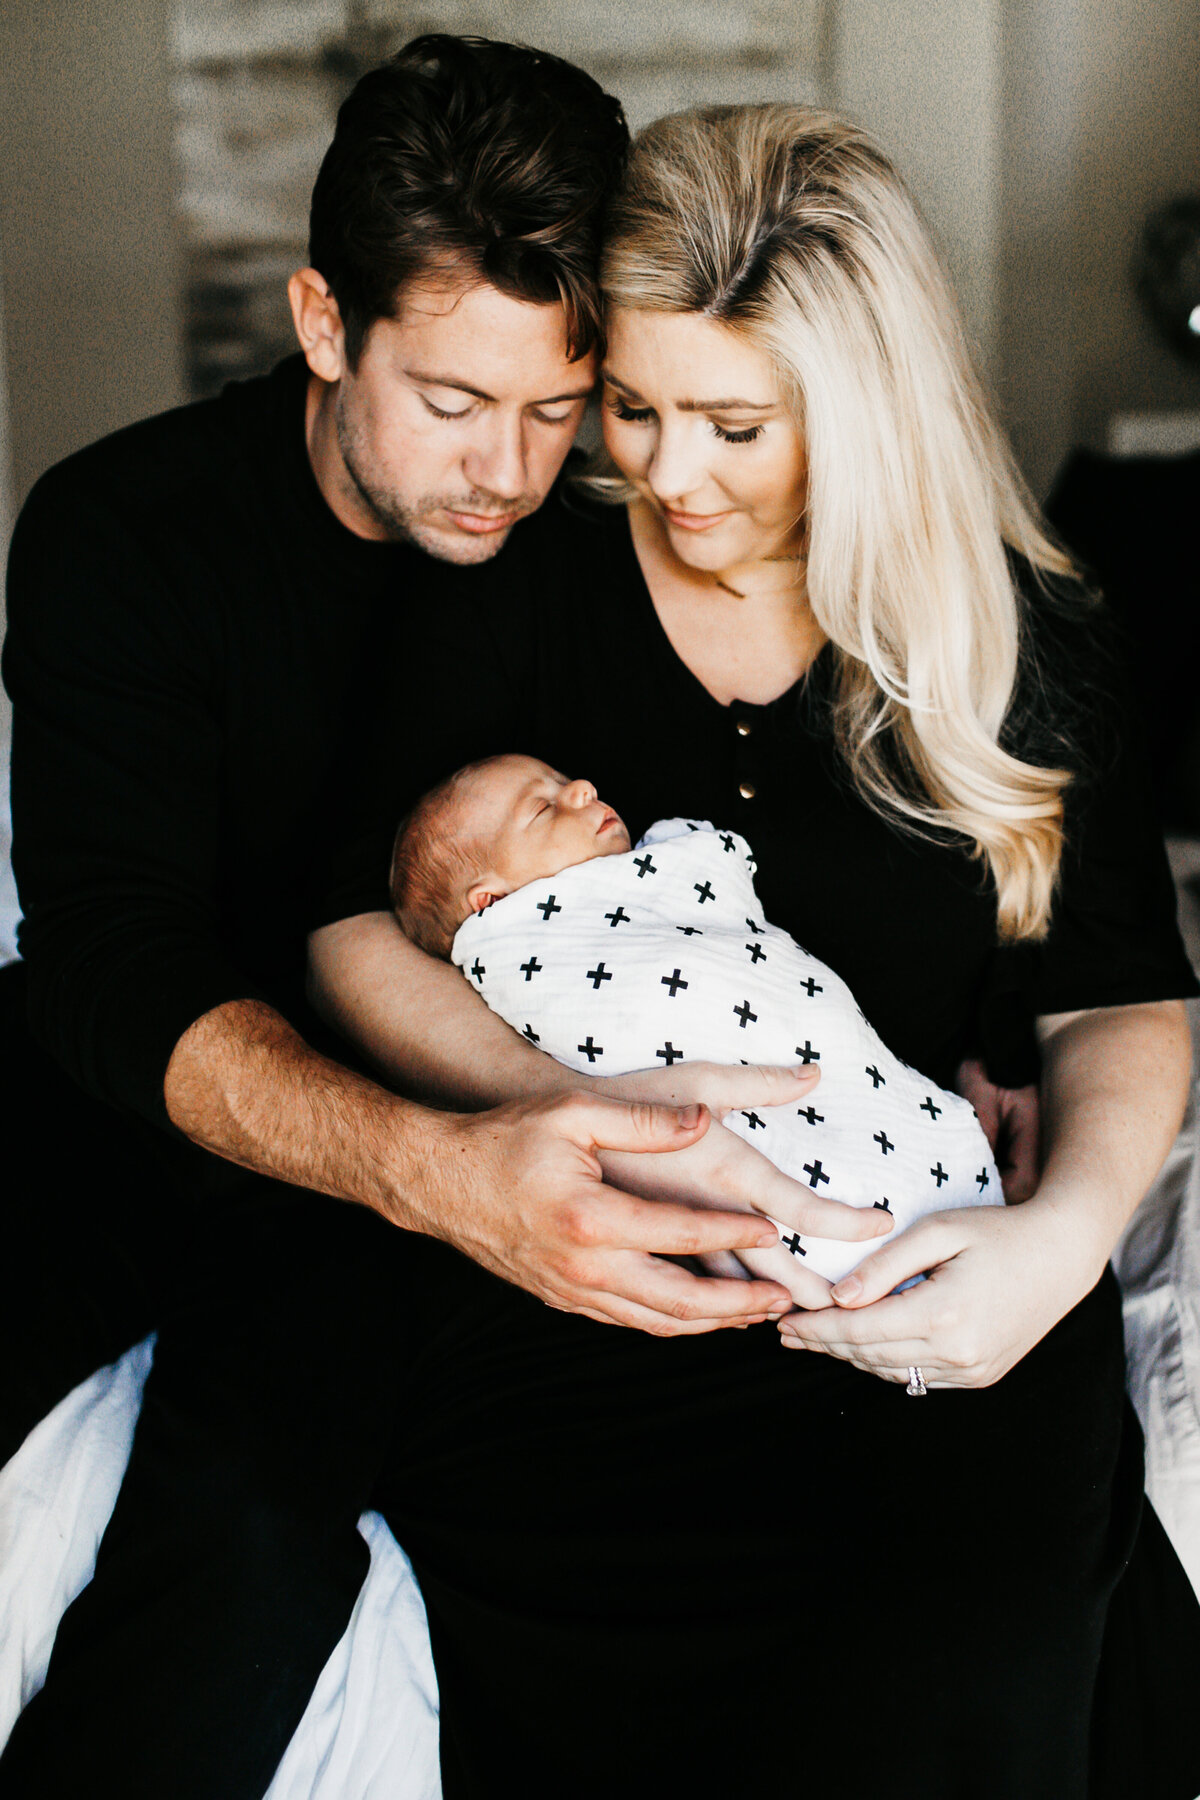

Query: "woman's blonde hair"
<box><xmin>594</xmin><ymin>105</ymin><xmax>1079</xmax><ymax>940</ymax></box>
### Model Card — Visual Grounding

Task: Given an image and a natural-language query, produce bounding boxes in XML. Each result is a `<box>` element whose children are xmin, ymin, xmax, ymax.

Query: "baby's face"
<box><xmin>464</xmin><ymin>756</ymin><xmax>631</xmax><ymax>906</ymax></box>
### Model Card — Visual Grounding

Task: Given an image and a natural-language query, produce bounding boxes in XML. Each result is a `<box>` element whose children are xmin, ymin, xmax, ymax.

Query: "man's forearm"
<box><xmin>308</xmin><ymin>911</ymin><xmax>582</xmax><ymax>1109</ymax></box>
<box><xmin>164</xmin><ymin>996</ymin><xmax>445</xmax><ymax>1226</ymax></box>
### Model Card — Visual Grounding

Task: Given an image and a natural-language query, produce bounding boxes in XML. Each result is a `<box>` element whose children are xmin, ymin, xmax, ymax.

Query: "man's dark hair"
<box><xmin>309</xmin><ymin>34</ymin><xmax>628</xmax><ymax>365</ymax></box>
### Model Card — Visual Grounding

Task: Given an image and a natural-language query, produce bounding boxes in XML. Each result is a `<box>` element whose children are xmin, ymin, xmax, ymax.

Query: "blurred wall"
<box><xmin>0</xmin><ymin>0</ymin><xmax>184</xmax><ymax>513</ymax></box>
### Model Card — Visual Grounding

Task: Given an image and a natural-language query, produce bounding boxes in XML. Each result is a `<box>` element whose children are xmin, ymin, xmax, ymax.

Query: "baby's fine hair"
<box><xmin>389</xmin><ymin>756</ymin><xmax>507</xmax><ymax>958</ymax></box>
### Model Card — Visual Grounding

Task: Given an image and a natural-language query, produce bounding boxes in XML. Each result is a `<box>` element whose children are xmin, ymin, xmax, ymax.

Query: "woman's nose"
<box><xmin>645</xmin><ymin>421</ymin><xmax>707</xmax><ymax>507</ymax></box>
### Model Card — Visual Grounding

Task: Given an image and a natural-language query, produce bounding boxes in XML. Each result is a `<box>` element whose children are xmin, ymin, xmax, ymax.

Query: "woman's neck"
<box><xmin>628</xmin><ymin>499</ymin><xmax>826</xmax><ymax>708</ymax></box>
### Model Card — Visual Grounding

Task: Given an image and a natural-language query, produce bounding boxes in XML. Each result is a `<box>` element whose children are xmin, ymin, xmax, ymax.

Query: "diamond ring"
<box><xmin>906</xmin><ymin>1366</ymin><xmax>928</xmax><ymax>1396</ymax></box>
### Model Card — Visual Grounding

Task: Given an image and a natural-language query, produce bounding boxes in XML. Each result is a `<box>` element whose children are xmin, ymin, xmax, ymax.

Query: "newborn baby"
<box><xmin>391</xmin><ymin>754</ymin><xmax>1000</xmax><ymax>1298</ymax></box>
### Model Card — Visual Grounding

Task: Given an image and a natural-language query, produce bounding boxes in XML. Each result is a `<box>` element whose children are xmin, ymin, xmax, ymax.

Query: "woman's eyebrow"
<box><xmin>602</xmin><ymin>371</ymin><xmax>773</xmax><ymax>412</ymax></box>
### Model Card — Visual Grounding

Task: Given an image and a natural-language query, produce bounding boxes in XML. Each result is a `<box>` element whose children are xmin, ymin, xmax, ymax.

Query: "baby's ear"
<box><xmin>467</xmin><ymin>880</ymin><xmax>508</xmax><ymax>916</ymax></box>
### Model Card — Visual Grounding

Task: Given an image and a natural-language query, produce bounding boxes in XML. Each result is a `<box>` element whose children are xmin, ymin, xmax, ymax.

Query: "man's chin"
<box><xmin>405</xmin><ymin>517</ymin><xmax>519</xmax><ymax>566</ymax></box>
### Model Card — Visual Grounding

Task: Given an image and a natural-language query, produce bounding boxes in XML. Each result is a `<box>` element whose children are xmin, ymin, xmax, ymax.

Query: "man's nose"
<box><xmin>463</xmin><ymin>412</ymin><xmax>528</xmax><ymax>502</ymax></box>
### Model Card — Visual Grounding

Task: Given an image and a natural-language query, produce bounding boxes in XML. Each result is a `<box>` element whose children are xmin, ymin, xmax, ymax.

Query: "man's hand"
<box><xmin>955</xmin><ymin>1057</ymin><xmax>1041</xmax><ymax>1202</ymax></box>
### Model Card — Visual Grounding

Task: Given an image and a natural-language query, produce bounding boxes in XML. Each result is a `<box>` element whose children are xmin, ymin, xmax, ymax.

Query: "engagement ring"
<box><xmin>906</xmin><ymin>1366</ymin><xmax>928</xmax><ymax>1397</ymax></box>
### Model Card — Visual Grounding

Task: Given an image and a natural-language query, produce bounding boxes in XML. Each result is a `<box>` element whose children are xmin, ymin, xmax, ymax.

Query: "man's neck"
<box><xmin>304</xmin><ymin>372</ymin><xmax>392</xmax><ymax>542</ymax></box>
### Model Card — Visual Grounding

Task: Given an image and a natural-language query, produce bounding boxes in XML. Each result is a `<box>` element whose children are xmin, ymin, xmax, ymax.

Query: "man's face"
<box><xmin>329</xmin><ymin>280</ymin><xmax>595</xmax><ymax>563</ymax></box>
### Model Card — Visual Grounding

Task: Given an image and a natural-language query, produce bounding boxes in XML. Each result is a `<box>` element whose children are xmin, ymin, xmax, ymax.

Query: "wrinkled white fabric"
<box><xmin>454</xmin><ymin>818</ymin><xmax>999</xmax><ymax>1286</ymax></box>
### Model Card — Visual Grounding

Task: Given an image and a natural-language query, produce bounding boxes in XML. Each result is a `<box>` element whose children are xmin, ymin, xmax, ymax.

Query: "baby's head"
<box><xmin>391</xmin><ymin>754</ymin><xmax>631</xmax><ymax>956</ymax></box>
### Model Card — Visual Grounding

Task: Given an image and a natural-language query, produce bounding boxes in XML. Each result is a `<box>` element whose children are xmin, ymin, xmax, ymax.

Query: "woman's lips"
<box><xmin>662</xmin><ymin>506</ymin><xmax>733</xmax><ymax>532</ymax></box>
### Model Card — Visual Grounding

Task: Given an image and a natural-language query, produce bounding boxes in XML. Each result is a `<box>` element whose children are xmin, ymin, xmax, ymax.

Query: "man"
<box><xmin>0</xmin><ymin>37</ymin><xmax>826</xmax><ymax>1797</ymax></box>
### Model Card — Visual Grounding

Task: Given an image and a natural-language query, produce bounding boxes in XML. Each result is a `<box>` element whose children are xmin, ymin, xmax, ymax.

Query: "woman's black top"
<box><xmin>324</xmin><ymin>486</ymin><xmax>1197</xmax><ymax>1084</ymax></box>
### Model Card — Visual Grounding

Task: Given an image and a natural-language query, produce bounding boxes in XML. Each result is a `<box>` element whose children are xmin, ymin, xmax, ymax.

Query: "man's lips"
<box><xmin>443</xmin><ymin>508</ymin><xmax>523</xmax><ymax>535</ymax></box>
<box><xmin>662</xmin><ymin>506</ymin><xmax>733</xmax><ymax>532</ymax></box>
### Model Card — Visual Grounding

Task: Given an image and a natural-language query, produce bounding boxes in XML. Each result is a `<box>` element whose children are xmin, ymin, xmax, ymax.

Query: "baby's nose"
<box><xmin>561</xmin><ymin>778</ymin><xmax>597</xmax><ymax>809</ymax></box>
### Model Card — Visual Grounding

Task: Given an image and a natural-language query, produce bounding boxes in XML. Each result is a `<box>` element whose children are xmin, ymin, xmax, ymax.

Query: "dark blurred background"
<box><xmin>2</xmin><ymin>0</ymin><xmax>1200</xmax><ymax>955</ymax></box>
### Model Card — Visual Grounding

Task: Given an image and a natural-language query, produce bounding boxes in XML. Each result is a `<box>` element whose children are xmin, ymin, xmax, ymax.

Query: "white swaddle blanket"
<box><xmin>454</xmin><ymin>818</ymin><xmax>1000</xmax><ymax>1283</ymax></box>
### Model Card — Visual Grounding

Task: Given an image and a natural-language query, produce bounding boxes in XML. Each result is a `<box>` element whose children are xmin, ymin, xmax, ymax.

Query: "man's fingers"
<box><xmin>599</xmin><ymin>1248</ymin><xmax>792</xmax><ymax>1323</ymax></box>
<box><xmin>729</xmin><ymin>1149</ymin><xmax>894</xmax><ymax>1242</ymax></box>
<box><xmin>603</xmin><ymin>1061</ymin><xmax>820</xmax><ymax>1118</ymax></box>
<box><xmin>597</xmin><ymin>1184</ymin><xmax>790</xmax><ymax>1258</ymax></box>
<box><xmin>555</xmin><ymin>1091</ymin><xmax>714</xmax><ymax>1156</ymax></box>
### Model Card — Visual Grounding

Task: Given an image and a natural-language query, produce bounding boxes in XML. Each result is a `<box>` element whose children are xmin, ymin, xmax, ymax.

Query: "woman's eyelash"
<box><xmin>606</xmin><ymin>397</ymin><xmax>653</xmax><ymax>424</ymax></box>
<box><xmin>712</xmin><ymin>423</ymin><xmax>764</xmax><ymax>445</ymax></box>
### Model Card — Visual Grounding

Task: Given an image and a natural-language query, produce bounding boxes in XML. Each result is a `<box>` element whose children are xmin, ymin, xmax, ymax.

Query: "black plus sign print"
<box><xmin>694</xmin><ymin>881</ymin><xmax>715</xmax><ymax>904</ymax></box>
<box><xmin>874</xmin><ymin>1130</ymin><xmax>894</xmax><ymax>1155</ymax></box>
<box><xmin>586</xmin><ymin>962</ymin><xmax>613</xmax><ymax>989</ymax></box>
<box><xmin>523</xmin><ymin>1025</ymin><xmax>540</xmax><ymax>1043</ymax></box>
<box><xmin>656</xmin><ymin>1041</ymin><xmax>683</xmax><ymax>1065</ymax></box>
<box><xmin>676</xmin><ymin>925</ymin><xmax>703</xmax><ymax>936</ymax></box>
<box><xmin>520</xmin><ymin>956</ymin><xmax>542</xmax><ymax>982</ymax></box>
<box><xmin>719</xmin><ymin>832</ymin><xmax>736</xmax><ymax>853</ymax></box>
<box><xmin>744</xmin><ymin>942</ymin><xmax>766</xmax><ymax>964</ymax></box>
<box><xmin>661</xmin><ymin>968</ymin><xmax>689</xmax><ymax>997</ymax></box>
<box><xmin>633</xmin><ymin>854</ymin><xmax>657</xmax><ymax>879</ymax></box>
<box><xmin>976</xmin><ymin>1168</ymin><xmax>990</xmax><ymax>1191</ymax></box>
<box><xmin>604</xmin><ymin>905</ymin><xmax>630</xmax><ymax>928</ymax></box>
<box><xmin>931</xmin><ymin>1162</ymin><xmax>949</xmax><ymax>1188</ymax></box>
<box><xmin>874</xmin><ymin>1198</ymin><xmax>892</xmax><ymax>1212</ymax></box>
<box><xmin>740</xmin><ymin>1110</ymin><xmax>765</xmax><ymax>1130</ymax></box>
<box><xmin>865</xmin><ymin>1064</ymin><xmax>885</xmax><ymax>1089</ymax></box>
<box><xmin>470</xmin><ymin>959</ymin><xmax>485</xmax><ymax>984</ymax></box>
<box><xmin>799</xmin><ymin>977</ymin><xmax>823</xmax><ymax>997</ymax></box>
<box><xmin>734</xmin><ymin>999</ymin><xmax>758</xmax><ymax>1028</ymax></box>
<box><xmin>577</xmin><ymin>1037</ymin><xmax>603</xmax><ymax>1063</ymax></box>
<box><xmin>797</xmin><ymin>1106</ymin><xmax>825</xmax><ymax>1125</ymax></box>
<box><xmin>746</xmin><ymin>918</ymin><xmax>763</xmax><ymax>934</ymax></box>
<box><xmin>796</xmin><ymin>1041</ymin><xmax>820</xmax><ymax>1063</ymax></box>
<box><xmin>535</xmin><ymin>894</ymin><xmax>562</xmax><ymax>921</ymax></box>
<box><xmin>803</xmin><ymin>1159</ymin><xmax>831</xmax><ymax>1188</ymax></box>
<box><xmin>920</xmin><ymin>1096</ymin><xmax>943</xmax><ymax>1120</ymax></box>
<box><xmin>780</xmin><ymin>1232</ymin><xmax>806</xmax><ymax>1257</ymax></box>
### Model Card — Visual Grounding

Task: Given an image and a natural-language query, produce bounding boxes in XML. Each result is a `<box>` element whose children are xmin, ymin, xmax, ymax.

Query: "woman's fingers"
<box><xmin>822</xmin><ymin>1213</ymin><xmax>970</xmax><ymax>1307</ymax></box>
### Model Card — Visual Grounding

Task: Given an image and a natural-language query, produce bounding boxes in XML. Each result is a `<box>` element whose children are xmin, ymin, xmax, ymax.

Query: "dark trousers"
<box><xmin>3</xmin><ymin>959</ymin><xmax>1200</xmax><ymax>1800</ymax></box>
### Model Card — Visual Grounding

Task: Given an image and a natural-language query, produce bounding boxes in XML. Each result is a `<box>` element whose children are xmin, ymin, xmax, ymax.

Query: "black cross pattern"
<box><xmin>931</xmin><ymin>1162</ymin><xmax>949</xmax><ymax>1188</ymax></box>
<box><xmin>605</xmin><ymin>905</ymin><xmax>630</xmax><ymax>928</ymax></box>
<box><xmin>795</xmin><ymin>1041</ymin><xmax>821</xmax><ymax>1063</ymax></box>
<box><xmin>874</xmin><ymin>1130</ymin><xmax>894</xmax><ymax>1156</ymax></box>
<box><xmin>874</xmin><ymin>1198</ymin><xmax>892</xmax><ymax>1212</ymax></box>
<box><xmin>734</xmin><ymin>999</ymin><xmax>758</xmax><ymax>1029</ymax></box>
<box><xmin>746</xmin><ymin>918</ymin><xmax>763</xmax><ymax>934</ymax></box>
<box><xmin>656</xmin><ymin>1041</ymin><xmax>683</xmax><ymax>1065</ymax></box>
<box><xmin>780</xmin><ymin>1232</ymin><xmax>807</xmax><ymax>1257</ymax></box>
<box><xmin>740</xmin><ymin>1110</ymin><xmax>765</xmax><ymax>1130</ymax></box>
<box><xmin>694</xmin><ymin>881</ymin><xmax>715</xmax><ymax>905</ymax></box>
<box><xmin>523</xmin><ymin>1024</ymin><xmax>540</xmax><ymax>1043</ymax></box>
<box><xmin>520</xmin><ymin>956</ymin><xmax>543</xmax><ymax>982</ymax></box>
<box><xmin>744</xmin><ymin>942</ymin><xmax>766</xmax><ymax>964</ymax></box>
<box><xmin>920</xmin><ymin>1096</ymin><xmax>943</xmax><ymax>1120</ymax></box>
<box><xmin>720</xmin><ymin>832</ymin><xmax>736</xmax><ymax>853</ymax></box>
<box><xmin>797</xmin><ymin>1106</ymin><xmax>825</xmax><ymax>1125</ymax></box>
<box><xmin>586</xmin><ymin>962</ymin><xmax>613</xmax><ymax>990</ymax></box>
<box><xmin>865</xmin><ymin>1064</ymin><xmax>885</xmax><ymax>1089</ymax></box>
<box><xmin>633</xmin><ymin>854</ymin><xmax>657</xmax><ymax>879</ymax></box>
<box><xmin>535</xmin><ymin>894</ymin><xmax>562</xmax><ymax>921</ymax></box>
<box><xmin>976</xmin><ymin>1168</ymin><xmax>990</xmax><ymax>1191</ymax></box>
<box><xmin>470</xmin><ymin>959</ymin><xmax>485</xmax><ymax>985</ymax></box>
<box><xmin>577</xmin><ymin>1037</ymin><xmax>603</xmax><ymax>1063</ymax></box>
<box><xmin>676</xmin><ymin>926</ymin><xmax>703</xmax><ymax>936</ymax></box>
<box><xmin>661</xmin><ymin>968</ymin><xmax>689</xmax><ymax>997</ymax></box>
<box><xmin>799</xmin><ymin>976</ymin><xmax>823</xmax><ymax>997</ymax></box>
<box><xmin>803</xmin><ymin>1159</ymin><xmax>831</xmax><ymax>1188</ymax></box>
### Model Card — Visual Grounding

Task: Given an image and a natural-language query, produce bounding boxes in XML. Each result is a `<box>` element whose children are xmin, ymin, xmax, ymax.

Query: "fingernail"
<box><xmin>832</xmin><ymin>1275</ymin><xmax>862</xmax><ymax>1304</ymax></box>
<box><xmin>756</xmin><ymin>1228</ymin><xmax>780</xmax><ymax>1248</ymax></box>
<box><xmin>677</xmin><ymin>1103</ymin><xmax>703</xmax><ymax>1128</ymax></box>
<box><xmin>792</xmin><ymin>1064</ymin><xmax>818</xmax><ymax>1080</ymax></box>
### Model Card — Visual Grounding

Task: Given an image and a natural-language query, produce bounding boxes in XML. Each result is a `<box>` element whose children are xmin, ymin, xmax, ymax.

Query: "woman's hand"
<box><xmin>777</xmin><ymin>1197</ymin><xmax>1102</xmax><ymax>1386</ymax></box>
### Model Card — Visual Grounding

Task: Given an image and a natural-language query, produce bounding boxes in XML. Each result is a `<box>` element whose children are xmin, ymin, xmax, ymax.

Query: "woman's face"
<box><xmin>601</xmin><ymin>308</ymin><xmax>807</xmax><ymax>571</ymax></box>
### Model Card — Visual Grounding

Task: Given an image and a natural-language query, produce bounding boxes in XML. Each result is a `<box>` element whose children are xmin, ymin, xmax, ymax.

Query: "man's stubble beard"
<box><xmin>334</xmin><ymin>393</ymin><xmax>536</xmax><ymax>566</ymax></box>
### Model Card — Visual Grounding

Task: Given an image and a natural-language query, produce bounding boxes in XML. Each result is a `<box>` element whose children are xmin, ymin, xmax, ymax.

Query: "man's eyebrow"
<box><xmin>405</xmin><ymin>369</ymin><xmax>594</xmax><ymax>405</ymax></box>
<box><xmin>602</xmin><ymin>370</ymin><xmax>774</xmax><ymax>412</ymax></box>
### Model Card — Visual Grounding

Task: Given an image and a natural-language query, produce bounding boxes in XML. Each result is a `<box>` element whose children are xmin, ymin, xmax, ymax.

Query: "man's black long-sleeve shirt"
<box><xmin>3</xmin><ymin>356</ymin><xmax>521</xmax><ymax>1131</ymax></box>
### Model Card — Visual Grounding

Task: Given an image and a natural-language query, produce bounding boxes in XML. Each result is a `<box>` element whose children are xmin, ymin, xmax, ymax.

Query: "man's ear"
<box><xmin>467</xmin><ymin>880</ymin><xmax>509</xmax><ymax>916</ymax></box>
<box><xmin>288</xmin><ymin>268</ymin><xmax>346</xmax><ymax>384</ymax></box>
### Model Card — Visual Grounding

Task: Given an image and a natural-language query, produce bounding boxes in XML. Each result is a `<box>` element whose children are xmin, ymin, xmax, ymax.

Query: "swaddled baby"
<box><xmin>391</xmin><ymin>753</ymin><xmax>1000</xmax><ymax>1299</ymax></box>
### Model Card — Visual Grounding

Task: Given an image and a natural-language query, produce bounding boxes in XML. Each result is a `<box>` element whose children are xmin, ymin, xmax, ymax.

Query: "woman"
<box><xmin>315</xmin><ymin>106</ymin><xmax>1200</xmax><ymax>1795</ymax></box>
